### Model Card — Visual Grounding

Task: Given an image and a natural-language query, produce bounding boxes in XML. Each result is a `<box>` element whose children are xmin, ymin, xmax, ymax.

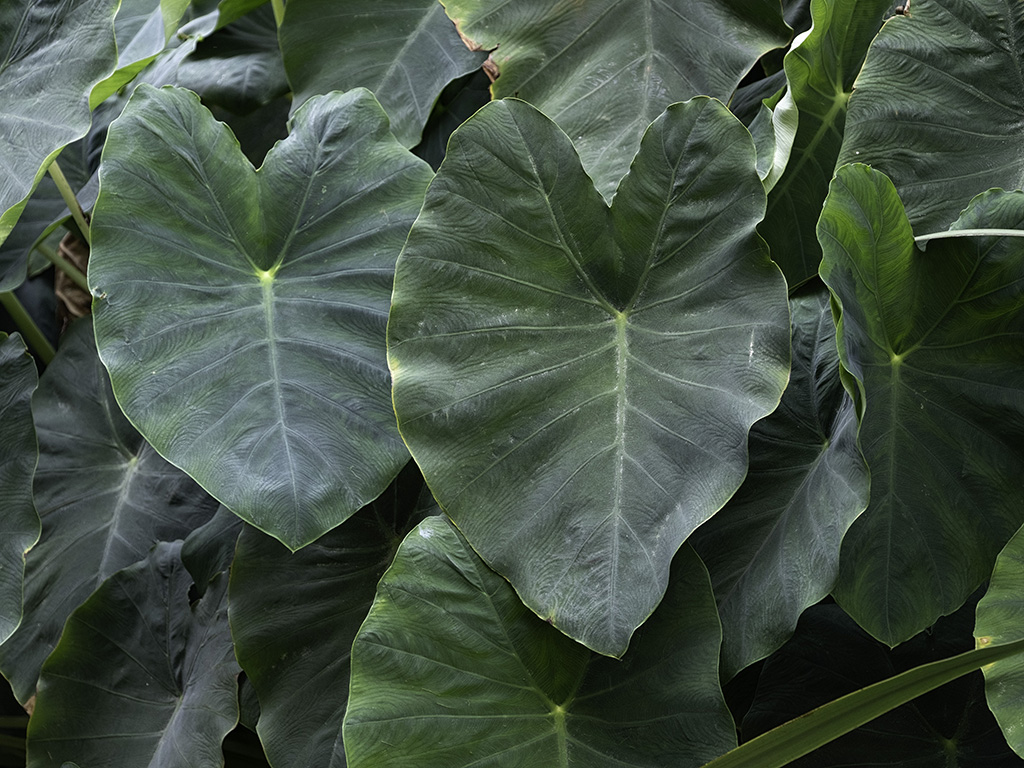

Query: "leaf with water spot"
<box><xmin>388</xmin><ymin>97</ymin><xmax>790</xmax><ymax>656</ymax></box>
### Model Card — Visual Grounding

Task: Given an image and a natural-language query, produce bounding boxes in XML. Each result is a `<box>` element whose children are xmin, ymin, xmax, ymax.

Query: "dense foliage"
<box><xmin>1</xmin><ymin>0</ymin><xmax>1023</xmax><ymax>766</ymax></box>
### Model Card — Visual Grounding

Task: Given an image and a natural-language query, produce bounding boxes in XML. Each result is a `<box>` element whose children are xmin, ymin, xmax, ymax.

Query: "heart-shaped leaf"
<box><xmin>343</xmin><ymin>516</ymin><xmax>735</xmax><ymax>767</ymax></box>
<box><xmin>975</xmin><ymin>522</ymin><xmax>1024</xmax><ymax>759</ymax></box>
<box><xmin>837</xmin><ymin>0</ymin><xmax>1024</xmax><ymax>234</ymax></box>
<box><xmin>818</xmin><ymin>165</ymin><xmax>1024</xmax><ymax>645</ymax></box>
<box><xmin>279</xmin><ymin>0</ymin><xmax>485</xmax><ymax>147</ymax></box>
<box><xmin>27</xmin><ymin>542</ymin><xmax>239</xmax><ymax>768</ymax></box>
<box><xmin>441</xmin><ymin>0</ymin><xmax>790</xmax><ymax>199</ymax></box>
<box><xmin>388</xmin><ymin>97</ymin><xmax>790</xmax><ymax>657</ymax></box>
<box><xmin>90</xmin><ymin>84</ymin><xmax>434</xmax><ymax>549</ymax></box>
<box><xmin>0</xmin><ymin>0</ymin><xmax>118</xmax><ymax>246</ymax></box>
<box><xmin>0</xmin><ymin>318</ymin><xmax>219</xmax><ymax>704</ymax></box>
<box><xmin>692</xmin><ymin>288</ymin><xmax>869</xmax><ymax>678</ymax></box>
<box><xmin>229</xmin><ymin>463</ymin><xmax>433</xmax><ymax>768</ymax></box>
<box><xmin>0</xmin><ymin>333</ymin><xmax>39</xmax><ymax>645</ymax></box>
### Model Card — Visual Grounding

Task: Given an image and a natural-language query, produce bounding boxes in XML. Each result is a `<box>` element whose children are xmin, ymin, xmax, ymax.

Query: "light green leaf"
<box><xmin>747</xmin><ymin>86</ymin><xmax>798</xmax><ymax>193</ymax></box>
<box><xmin>442</xmin><ymin>0</ymin><xmax>790</xmax><ymax>199</ymax></box>
<box><xmin>818</xmin><ymin>164</ymin><xmax>1024</xmax><ymax>645</ymax></box>
<box><xmin>976</xmin><ymin>522</ymin><xmax>1024</xmax><ymax>758</ymax></box>
<box><xmin>838</xmin><ymin>0</ymin><xmax>1024</xmax><ymax>234</ymax></box>
<box><xmin>27</xmin><ymin>542</ymin><xmax>239</xmax><ymax>768</ymax></box>
<box><xmin>344</xmin><ymin>516</ymin><xmax>735</xmax><ymax>768</ymax></box>
<box><xmin>279</xmin><ymin>0</ymin><xmax>485</xmax><ymax>147</ymax></box>
<box><xmin>90</xmin><ymin>85</ymin><xmax>433</xmax><ymax>549</ymax></box>
<box><xmin>0</xmin><ymin>318</ymin><xmax>219</xmax><ymax>704</ymax></box>
<box><xmin>0</xmin><ymin>333</ymin><xmax>39</xmax><ymax>645</ymax></box>
<box><xmin>388</xmin><ymin>97</ymin><xmax>790</xmax><ymax>657</ymax></box>
<box><xmin>0</xmin><ymin>0</ymin><xmax>119</xmax><ymax>247</ymax></box>
<box><xmin>692</xmin><ymin>289</ymin><xmax>869</xmax><ymax>678</ymax></box>
<box><xmin>229</xmin><ymin>464</ymin><xmax>432</xmax><ymax>768</ymax></box>
<box><xmin>760</xmin><ymin>0</ymin><xmax>890</xmax><ymax>285</ymax></box>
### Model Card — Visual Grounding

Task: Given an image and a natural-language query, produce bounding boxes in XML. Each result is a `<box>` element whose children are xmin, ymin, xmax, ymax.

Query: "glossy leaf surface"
<box><xmin>344</xmin><ymin>516</ymin><xmax>735</xmax><ymax>767</ymax></box>
<box><xmin>692</xmin><ymin>289</ymin><xmax>868</xmax><ymax>678</ymax></box>
<box><xmin>442</xmin><ymin>0</ymin><xmax>789</xmax><ymax>199</ymax></box>
<box><xmin>27</xmin><ymin>542</ymin><xmax>239</xmax><ymax>768</ymax></box>
<box><xmin>838</xmin><ymin>0</ymin><xmax>1024</xmax><ymax>233</ymax></box>
<box><xmin>0</xmin><ymin>334</ymin><xmax>39</xmax><ymax>645</ymax></box>
<box><xmin>818</xmin><ymin>165</ymin><xmax>1024</xmax><ymax>645</ymax></box>
<box><xmin>279</xmin><ymin>0</ymin><xmax>484</xmax><ymax>147</ymax></box>
<box><xmin>91</xmin><ymin>85</ymin><xmax>433</xmax><ymax>549</ymax></box>
<box><xmin>976</xmin><ymin>523</ymin><xmax>1024</xmax><ymax>759</ymax></box>
<box><xmin>389</xmin><ymin>97</ymin><xmax>790</xmax><ymax>656</ymax></box>
<box><xmin>229</xmin><ymin>463</ymin><xmax>431</xmax><ymax>768</ymax></box>
<box><xmin>0</xmin><ymin>319</ymin><xmax>218</xmax><ymax>704</ymax></box>
<box><xmin>760</xmin><ymin>0</ymin><xmax>889</xmax><ymax>284</ymax></box>
<box><xmin>0</xmin><ymin>0</ymin><xmax>118</xmax><ymax>246</ymax></box>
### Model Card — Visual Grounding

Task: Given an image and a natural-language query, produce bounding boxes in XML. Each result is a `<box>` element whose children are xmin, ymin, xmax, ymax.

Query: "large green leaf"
<box><xmin>0</xmin><ymin>334</ymin><xmax>39</xmax><ymax>645</ymax></box>
<box><xmin>759</xmin><ymin>0</ymin><xmax>889</xmax><ymax>285</ymax></box>
<box><xmin>0</xmin><ymin>0</ymin><xmax>118</xmax><ymax>247</ymax></box>
<box><xmin>230</xmin><ymin>463</ymin><xmax>432</xmax><ymax>768</ymax></box>
<box><xmin>279</xmin><ymin>0</ymin><xmax>485</xmax><ymax>147</ymax></box>
<box><xmin>838</xmin><ymin>0</ymin><xmax>1024</xmax><ymax>234</ymax></box>
<box><xmin>818</xmin><ymin>164</ymin><xmax>1024</xmax><ymax>645</ymax></box>
<box><xmin>442</xmin><ymin>0</ymin><xmax>790</xmax><ymax>199</ymax></box>
<box><xmin>343</xmin><ymin>516</ymin><xmax>735</xmax><ymax>767</ymax></box>
<box><xmin>388</xmin><ymin>97</ymin><xmax>790</xmax><ymax>657</ymax></box>
<box><xmin>975</xmin><ymin>523</ymin><xmax>1024</xmax><ymax>759</ymax></box>
<box><xmin>0</xmin><ymin>318</ymin><xmax>218</xmax><ymax>705</ymax></box>
<box><xmin>90</xmin><ymin>85</ymin><xmax>433</xmax><ymax>549</ymax></box>
<box><xmin>27</xmin><ymin>542</ymin><xmax>239</xmax><ymax>768</ymax></box>
<box><xmin>692</xmin><ymin>288</ymin><xmax>868</xmax><ymax>678</ymax></box>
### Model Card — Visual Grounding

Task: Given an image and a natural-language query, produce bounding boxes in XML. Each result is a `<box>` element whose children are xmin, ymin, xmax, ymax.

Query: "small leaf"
<box><xmin>91</xmin><ymin>85</ymin><xmax>434</xmax><ymax>549</ymax></box>
<box><xmin>343</xmin><ymin>516</ymin><xmax>735</xmax><ymax>768</ymax></box>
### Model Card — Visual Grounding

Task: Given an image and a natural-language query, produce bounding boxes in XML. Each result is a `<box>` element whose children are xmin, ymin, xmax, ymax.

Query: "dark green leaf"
<box><xmin>229</xmin><ymin>463</ymin><xmax>430</xmax><ymax>768</ymax></box>
<box><xmin>0</xmin><ymin>334</ymin><xmax>39</xmax><ymax>645</ymax></box>
<box><xmin>760</xmin><ymin>0</ymin><xmax>890</xmax><ymax>285</ymax></box>
<box><xmin>27</xmin><ymin>542</ymin><xmax>239</xmax><ymax>768</ymax></box>
<box><xmin>343</xmin><ymin>516</ymin><xmax>735</xmax><ymax>767</ymax></box>
<box><xmin>0</xmin><ymin>318</ymin><xmax>218</xmax><ymax>704</ymax></box>
<box><xmin>0</xmin><ymin>0</ymin><xmax>118</xmax><ymax>246</ymax></box>
<box><xmin>818</xmin><ymin>165</ymin><xmax>1024</xmax><ymax>645</ymax></box>
<box><xmin>90</xmin><ymin>85</ymin><xmax>433</xmax><ymax>549</ymax></box>
<box><xmin>442</xmin><ymin>0</ymin><xmax>790</xmax><ymax>199</ymax></box>
<box><xmin>389</xmin><ymin>97</ymin><xmax>789</xmax><ymax>656</ymax></box>
<box><xmin>279</xmin><ymin>0</ymin><xmax>485</xmax><ymax>147</ymax></box>
<box><xmin>838</xmin><ymin>0</ymin><xmax>1024</xmax><ymax>233</ymax></box>
<box><xmin>692</xmin><ymin>289</ymin><xmax>869</xmax><ymax>678</ymax></box>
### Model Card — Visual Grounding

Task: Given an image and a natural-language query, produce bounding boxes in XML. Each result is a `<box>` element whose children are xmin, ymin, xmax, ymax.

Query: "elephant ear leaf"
<box><xmin>90</xmin><ymin>84</ymin><xmax>434</xmax><ymax>549</ymax></box>
<box><xmin>388</xmin><ymin>96</ymin><xmax>790</xmax><ymax>657</ymax></box>
<box><xmin>818</xmin><ymin>164</ymin><xmax>1024</xmax><ymax>645</ymax></box>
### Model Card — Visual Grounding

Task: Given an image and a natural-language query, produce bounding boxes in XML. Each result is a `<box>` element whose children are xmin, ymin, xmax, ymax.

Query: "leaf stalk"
<box><xmin>47</xmin><ymin>160</ymin><xmax>91</xmax><ymax>247</ymax></box>
<box><xmin>0</xmin><ymin>292</ymin><xmax>55</xmax><ymax>363</ymax></box>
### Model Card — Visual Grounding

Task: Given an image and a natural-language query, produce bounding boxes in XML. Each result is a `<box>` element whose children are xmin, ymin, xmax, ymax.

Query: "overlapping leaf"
<box><xmin>388</xmin><ymin>97</ymin><xmax>790</xmax><ymax>656</ymax></box>
<box><xmin>442</xmin><ymin>0</ymin><xmax>790</xmax><ymax>199</ymax></box>
<box><xmin>0</xmin><ymin>0</ymin><xmax>118</xmax><ymax>247</ymax></box>
<box><xmin>838</xmin><ymin>0</ymin><xmax>1024</xmax><ymax>233</ymax></box>
<box><xmin>0</xmin><ymin>334</ymin><xmax>39</xmax><ymax>645</ymax></box>
<box><xmin>90</xmin><ymin>85</ymin><xmax>433</xmax><ymax>549</ymax></box>
<box><xmin>344</xmin><ymin>516</ymin><xmax>735</xmax><ymax>767</ymax></box>
<box><xmin>230</xmin><ymin>464</ymin><xmax>432</xmax><ymax>768</ymax></box>
<box><xmin>976</xmin><ymin>523</ymin><xmax>1024</xmax><ymax>759</ymax></box>
<box><xmin>279</xmin><ymin>0</ymin><xmax>485</xmax><ymax>147</ymax></box>
<box><xmin>759</xmin><ymin>0</ymin><xmax>890</xmax><ymax>285</ymax></box>
<box><xmin>27</xmin><ymin>542</ymin><xmax>239</xmax><ymax>768</ymax></box>
<box><xmin>818</xmin><ymin>165</ymin><xmax>1024</xmax><ymax>645</ymax></box>
<box><xmin>692</xmin><ymin>289</ymin><xmax>868</xmax><ymax>678</ymax></box>
<box><xmin>0</xmin><ymin>319</ymin><xmax>218</xmax><ymax>704</ymax></box>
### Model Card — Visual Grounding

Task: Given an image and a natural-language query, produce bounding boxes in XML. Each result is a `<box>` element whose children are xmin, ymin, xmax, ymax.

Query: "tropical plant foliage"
<box><xmin>1</xmin><ymin>0</ymin><xmax>1023</xmax><ymax>766</ymax></box>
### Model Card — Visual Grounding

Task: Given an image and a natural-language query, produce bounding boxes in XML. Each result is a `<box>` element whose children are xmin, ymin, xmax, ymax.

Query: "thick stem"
<box><xmin>38</xmin><ymin>241</ymin><xmax>89</xmax><ymax>292</ymax></box>
<box><xmin>47</xmin><ymin>159</ymin><xmax>91</xmax><ymax>247</ymax></box>
<box><xmin>271</xmin><ymin>0</ymin><xmax>285</xmax><ymax>26</ymax></box>
<box><xmin>0</xmin><ymin>292</ymin><xmax>55</xmax><ymax>363</ymax></box>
